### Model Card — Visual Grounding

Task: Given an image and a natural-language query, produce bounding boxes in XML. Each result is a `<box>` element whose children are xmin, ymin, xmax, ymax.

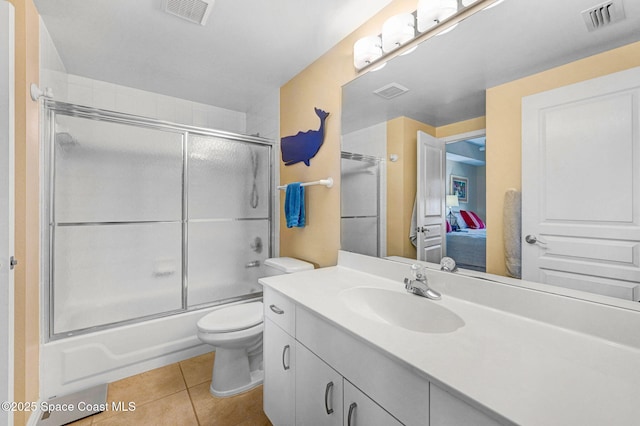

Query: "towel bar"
<box><xmin>277</xmin><ymin>177</ymin><xmax>333</xmax><ymax>190</ymax></box>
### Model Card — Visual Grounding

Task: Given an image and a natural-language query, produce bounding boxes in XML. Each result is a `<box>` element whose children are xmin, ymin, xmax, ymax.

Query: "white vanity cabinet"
<box><xmin>295</xmin><ymin>340</ymin><xmax>403</xmax><ymax>426</ymax></box>
<box><xmin>430</xmin><ymin>384</ymin><xmax>502</xmax><ymax>426</ymax></box>
<box><xmin>264</xmin><ymin>286</ymin><xmax>504</xmax><ymax>426</ymax></box>
<box><xmin>343</xmin><ymin>380</ymin><xmax>403</xmax><ymax>426</ymax></box>
<box><xmin>295</xmin><ymin>342</ymin><xmax>343</xmax><ymax>425</ymax></box>
<box><xmin>263</xmin><ymin>318</ymin><xmax>295</xmax><ymax>425</ymax></box>
<box><xmin>264</xmin><ymin>288</ymin><xmax>297</xmax><ymax>425</ymax></box>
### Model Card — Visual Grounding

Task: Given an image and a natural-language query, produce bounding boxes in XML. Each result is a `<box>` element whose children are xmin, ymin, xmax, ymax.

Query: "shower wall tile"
<box><xmin>67</xmin><ymin>83</ymin><xmax>93</xmax><ymax>106</ymax></box>
<box><xmin>156</xmin><ymin>95</ymin><xmax>177</xmax><ymax>123</ymax></box>
<box><xmin>192</xmin><ymin>106</ymin><xmax>209</xmax><ymax>127</ymax></box>
<box><xmin>246</xmin><ymin>89</ymin><xmax>279</xmax><ymax>141</ymax></box>
<box><xmin>50</xmin><ymin>71</ymin><xmax>247</xmax><ymax>134</ymax></box>
<box><xmin>39</xmin><ymin>20</ymin><xmax>247</xmax><ymax>134</ymax></box>
<box><xmin>174</xmin><ymin>98</ymin><xmax>194</xmax><ymax>125</ymax></box>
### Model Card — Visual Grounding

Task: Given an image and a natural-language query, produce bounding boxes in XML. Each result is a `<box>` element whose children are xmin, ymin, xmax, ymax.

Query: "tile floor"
<box><xmin>68</xmin><ymin>352</ymin><xmax>271</xmax><ymax>426</ymax></box>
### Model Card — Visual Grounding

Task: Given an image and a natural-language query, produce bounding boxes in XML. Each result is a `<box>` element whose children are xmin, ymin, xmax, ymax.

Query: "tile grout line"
<box><xmin>179</xmin><ymin>360</ymin><xmax>204</xmax><ymax>426</ymax></box>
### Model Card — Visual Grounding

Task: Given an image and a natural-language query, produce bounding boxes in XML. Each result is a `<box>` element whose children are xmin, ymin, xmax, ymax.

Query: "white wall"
<box><xmin>246</xmin><ymin>88</ymin><xmax>280</xmax><ymax>141</ymax></box>
<box><xmin>446</xmin><ymin>160</ymin><xmax>486</xmax><ymax>221</ymax></box>
<box><xmin>39</xmin><ymin>19</ymin><xmax>279</xmax><ymax>136</ymax></box>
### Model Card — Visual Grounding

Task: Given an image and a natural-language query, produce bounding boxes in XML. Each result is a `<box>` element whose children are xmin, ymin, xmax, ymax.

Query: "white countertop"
<box><xmin>260</xmin><ymin>253</ymin><xmax>640</xmax><ymax>426</ymax></box>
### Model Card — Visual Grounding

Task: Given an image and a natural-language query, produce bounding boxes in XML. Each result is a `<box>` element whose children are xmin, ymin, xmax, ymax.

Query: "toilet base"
<box><xmin>210</xmin><ymin>368</ymin><xmax>264</xmax><ymax>397</ymax></box>
<box><xmin>209</xmin><ymin>347</ymin><xmax>264</xmax><ymax>398</ymax></box>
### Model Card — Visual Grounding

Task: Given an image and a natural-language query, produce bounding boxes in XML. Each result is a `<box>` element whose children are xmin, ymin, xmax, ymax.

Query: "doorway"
<box><xmin>443</xmin><ymin>131</ymin><xmax>486</xmax><ymax>271</ymax></box>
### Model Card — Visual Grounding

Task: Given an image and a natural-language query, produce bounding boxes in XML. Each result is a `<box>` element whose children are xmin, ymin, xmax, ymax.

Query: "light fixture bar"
<box><xmin>354</xmin><ymin>0</ymin><xmax>502</xmax><ymax>73</ymax></box>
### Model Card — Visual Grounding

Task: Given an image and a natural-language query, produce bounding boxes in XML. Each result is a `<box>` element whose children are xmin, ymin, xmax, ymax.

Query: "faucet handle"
<box><xmin>410</xmin><ymin>263</ymin><xmax>427</xmax><ymax>281</ymax></box>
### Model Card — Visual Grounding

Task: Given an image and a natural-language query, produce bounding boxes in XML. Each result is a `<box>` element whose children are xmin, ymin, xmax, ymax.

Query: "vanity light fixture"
<box><xmin>417</xmin><ymin>0</ymin><xmax>458</xmax><ymax>33</ymax></box>
<box><xmin>353</xmin><ymin>0</ymin><xmax>502</xmax><ymax>71</ymax></box>
<box><xmin>353</xmin><ymin>35</ymin><xmax>383</xmax><ymax>70</ymax></box>
<box><xmin>382</xmin><ymin>13</ymin><xmax>417</xmax><ymax>53</ymax></box>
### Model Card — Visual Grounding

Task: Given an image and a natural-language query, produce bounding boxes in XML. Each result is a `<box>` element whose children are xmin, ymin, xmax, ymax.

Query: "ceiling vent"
<box><xmin>373</xmin><ymin>83</ymin><xmax>409</xmax><ymax>100</ymax></box>
<box><xmin>581</xmin><ymin>0</ymin><xmax>626</xmax><ymax>31</ymax></box>
<box><xmin>163</xmin><ymin>0</ymin><xmax>214</xmax><ymax>25</ymax></box>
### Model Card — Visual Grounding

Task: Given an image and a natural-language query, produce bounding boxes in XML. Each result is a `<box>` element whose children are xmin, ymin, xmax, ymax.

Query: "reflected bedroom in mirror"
<box><xmin>340</xmin><ymin>0</ymin><xmax>640</xmax><ymax>306</ymax></box>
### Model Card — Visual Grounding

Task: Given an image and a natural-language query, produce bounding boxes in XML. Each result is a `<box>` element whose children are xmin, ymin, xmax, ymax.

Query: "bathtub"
<box><xmin>41</xmin><ymin>297</ymin><xmax>260</xmax><ymax>399</ymax></box>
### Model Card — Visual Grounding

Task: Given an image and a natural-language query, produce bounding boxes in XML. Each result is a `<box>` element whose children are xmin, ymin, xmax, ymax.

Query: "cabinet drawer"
<box><xmin>264</xmin><ymin>287</ymin><xmax>295</xmax><ymax>336</ymax></box>
<box><xmin>296</xmin><ymin>306</ymin><xmax>429</xmax><ymax>426</ymax></box>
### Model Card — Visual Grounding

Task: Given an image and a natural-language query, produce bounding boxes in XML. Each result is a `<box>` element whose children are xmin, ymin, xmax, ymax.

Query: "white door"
<box><xmin>1</xmin><ymin>2</ymin><xmax>14</xmax><ymax>424</ymax></box>
<box><xmin>522</xmin><ymin>66</ymin><xmax>640</xmax><ymax>301</ymax></box>
<box><xmin>416</xmin><ymin>131</ymin><xmax>446</xmax><ymax>263</ymax></box>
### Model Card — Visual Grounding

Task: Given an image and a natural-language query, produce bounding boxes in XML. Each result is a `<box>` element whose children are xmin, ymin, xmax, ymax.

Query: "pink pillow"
<box><xmin>460</xmin><ymin>210</ymin><xmax>485</xmax><ymax>229</ymax></box>
<box><xmin>446</xmin><ymin>220</ymin><xmax>452</xmax><ymax>233</ymax></box>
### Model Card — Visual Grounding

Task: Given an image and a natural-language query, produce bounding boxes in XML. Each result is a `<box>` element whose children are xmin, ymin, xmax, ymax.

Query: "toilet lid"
<box><xmin>197</xmin><ymin>302</ymin><xmax>263</xmax><ymax>333</ymax></box>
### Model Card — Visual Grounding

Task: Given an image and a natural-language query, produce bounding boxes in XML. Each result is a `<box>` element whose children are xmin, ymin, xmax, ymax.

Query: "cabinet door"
<box><xmin>295</xmin><ymin>342</ymin><xmax>343</xmax><ymax>425</ymax></box>
<box><xmin>264</xmin><ymin>318</ymin><xmax>295</xmax><ymax>425</ymax></box>
<box><xmin>343</xmin><ymin>380</ymin><xmax>402</xmax><ymax>426</ymax></box>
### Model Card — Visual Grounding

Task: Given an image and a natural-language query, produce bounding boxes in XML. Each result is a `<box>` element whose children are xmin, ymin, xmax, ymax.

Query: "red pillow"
<box><xmin>460</xmin><ymin>210</ymin><xmax>485</xmax><ymax>229</ymax></box>
<box><xmin>446</xmin><ymin>220</ymin><xmax>452</xmax><ymax>233</ymax></box>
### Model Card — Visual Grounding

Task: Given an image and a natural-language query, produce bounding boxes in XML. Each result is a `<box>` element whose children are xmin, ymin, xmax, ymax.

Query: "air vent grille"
<box><xmin>373</xmin><ymin>83</ymin><xmax>409</xmax><ymax>100</ymax></box>
<box><xmin>581</xmin><ymin>0</ymin><xmax>626</xmax><ymax>31</ymax></box>
<box><xmin>163</xmin><ymin>0</ymin><xmax>214</xmax><ymax>25</ymax></box>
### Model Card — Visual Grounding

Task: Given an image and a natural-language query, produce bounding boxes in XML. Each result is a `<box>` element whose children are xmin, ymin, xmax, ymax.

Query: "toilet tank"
<box><xmin>263</xmin><ymin>257</ymin><xmax>314</xmax><ymax>277</ymax></box>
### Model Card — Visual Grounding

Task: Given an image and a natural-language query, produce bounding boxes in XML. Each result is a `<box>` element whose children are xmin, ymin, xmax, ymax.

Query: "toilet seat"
<box><xmin>197</xmin><ymin>301</ymin><xmax>263</xmax><ymax>333</ymax></box>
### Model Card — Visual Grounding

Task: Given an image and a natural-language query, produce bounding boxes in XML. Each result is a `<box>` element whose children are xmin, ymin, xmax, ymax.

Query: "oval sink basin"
<box><xmin>340</xmin><ymin>287</ymin><xmax>464</xmax><ymax>334</ymax></box>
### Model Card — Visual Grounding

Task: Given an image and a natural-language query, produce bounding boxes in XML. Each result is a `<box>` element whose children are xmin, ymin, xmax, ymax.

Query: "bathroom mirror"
<box><xmin>341</xmin><ymin>0</ymin><xmax>640</xmax><ymax>306</ymax></box>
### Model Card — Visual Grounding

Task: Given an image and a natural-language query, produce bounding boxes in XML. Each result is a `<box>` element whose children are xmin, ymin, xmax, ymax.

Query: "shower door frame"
<box><xmin>42</xmin><ymin>100</ymin><xmax>276</xmax><ymax>341</ymax></box>
<box><xmin>340</xmin><ymin>151</ymin><xmax>384</xmax><ymax>257</ymax></box>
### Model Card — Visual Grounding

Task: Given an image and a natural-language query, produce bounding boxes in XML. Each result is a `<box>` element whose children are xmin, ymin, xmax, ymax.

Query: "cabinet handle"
<box><xmin>282</xmin><ymin>345</ymin><xmax>290</xmax><ymax>370</ymax></box>
<box><xmin>347</xmin><ymin>402</ymin><xmax>357</xmax><ymax>426</ymax></box>
<box><xmin>270</xmin><ymin>304</ymin><xmax>285</xmax><ymax>315</ymax></box>
<box><xmin>324</xmin><ymin>381</ymin><xmax>334</xmax><ymax>415</ymax></box>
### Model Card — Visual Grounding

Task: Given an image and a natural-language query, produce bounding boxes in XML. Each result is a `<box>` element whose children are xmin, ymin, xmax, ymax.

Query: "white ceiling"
<box><xmin>342</xmin><ymin>0</ymin><xmax>640</xmax><ymax>132</ymax></box>
<box><xmin>34</xmin><ymin>0</ymin><xmax>394</xmax><ymax>112</ymax></box>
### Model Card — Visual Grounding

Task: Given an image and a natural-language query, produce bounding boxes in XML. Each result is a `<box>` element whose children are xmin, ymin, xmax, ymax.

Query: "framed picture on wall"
<box><xmin>450</xmin><ymin>175</ymin><xmax>468</xmax><ymax>203</ymax></box>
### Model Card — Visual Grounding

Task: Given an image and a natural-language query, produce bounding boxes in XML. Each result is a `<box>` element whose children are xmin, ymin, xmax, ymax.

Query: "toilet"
<box><xmin>196</xmin><ymin>257</ymin><xmax>314</xmax><ymax>397</ymax></box>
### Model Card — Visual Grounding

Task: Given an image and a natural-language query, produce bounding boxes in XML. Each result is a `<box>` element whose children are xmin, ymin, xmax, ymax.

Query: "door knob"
<box><xmin>525</xmin><ymin>235</ymin><xmax>546</xmax><ymax>245</ymax></box>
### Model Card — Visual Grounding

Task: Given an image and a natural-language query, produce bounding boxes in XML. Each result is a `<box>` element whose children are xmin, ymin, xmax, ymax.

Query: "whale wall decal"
<box><xmin>281</xmin><ymin>107</ymin><xmax>329</xmax><ymax>166</ymax></box>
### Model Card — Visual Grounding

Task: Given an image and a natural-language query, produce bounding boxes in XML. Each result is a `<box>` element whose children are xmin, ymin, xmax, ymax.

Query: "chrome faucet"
<box><xmin>404</xmin><ymin>264</ymin><xmax>441</xmax><ymax>300</ymax></box>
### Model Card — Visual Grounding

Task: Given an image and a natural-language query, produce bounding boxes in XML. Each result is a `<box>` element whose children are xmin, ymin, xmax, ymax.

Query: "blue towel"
<box><xmin>285</xmin><ymin>183</ymin><xmax>305</xmax><ymax>228</ymax></box>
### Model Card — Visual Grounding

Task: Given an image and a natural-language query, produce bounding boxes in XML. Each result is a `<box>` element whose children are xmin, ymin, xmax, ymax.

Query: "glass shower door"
<box><xmin>186</xmin><ymin>135</ymin><xmax>271</xmax><ymax>307</ymax></box>
<box><xmin>51</xmin><ymin>114</ymin><xmax>184</xmax><ymax>335</ymax></box>
<box><xmin>340</xmin><ymin>153</ymin><xmax>382</xmax><ymax>257</ymax></box>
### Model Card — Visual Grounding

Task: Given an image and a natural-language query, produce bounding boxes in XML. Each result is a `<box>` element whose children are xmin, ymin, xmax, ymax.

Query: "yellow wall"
<box><xmin>486</xmin><ymin>40</ymin><xmax>640</xmax><ymax>276</ymax></box>
<box><xmin>279</xmin><ymin>0</ymin><xmax>418</xmax><ymax>267</ymax></box>
<box><xmin>436</xmin><ymin>116</ymin><xmax>486</xmax><ymax>139</ymax></box>
<box><xmin>8</xmin><ymin>0</ymin><xmax>40</xmax><ymax>424</ymax></box>
<box><xmin>386</xmin><ymin>117</ymin><xmax>435</xmax><ymax>258</ymax></box>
